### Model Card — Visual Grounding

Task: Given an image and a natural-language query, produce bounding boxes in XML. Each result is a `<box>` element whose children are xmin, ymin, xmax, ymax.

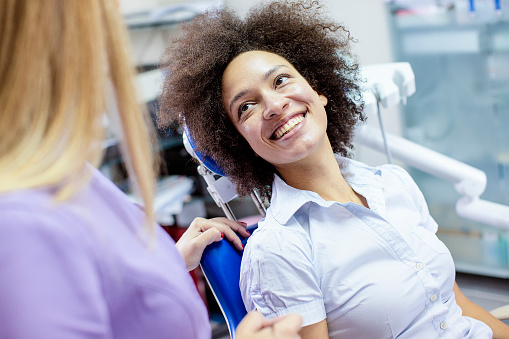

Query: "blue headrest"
<box><xmin>183</xmin><ymin>128</ymin><xmax>227</xmax><ymax>177</ymax></box>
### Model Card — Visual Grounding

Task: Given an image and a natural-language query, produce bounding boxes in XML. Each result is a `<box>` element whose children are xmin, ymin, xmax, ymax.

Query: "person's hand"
<box><xmin>236</xmin><ymin>311</ymin><xmax>302</xmax><ymax>339</ymax></box>
<box><xmin>175</xmin><ymin>217</ymin><xmax>250</xmax><ymax>271</ymax></box>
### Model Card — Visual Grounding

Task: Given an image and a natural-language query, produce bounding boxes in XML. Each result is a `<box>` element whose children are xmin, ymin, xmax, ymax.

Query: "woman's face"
<box><xmin>221</xmin><ymin>50</ymin><xmax>329</xmax><ymax>168</ymax></box>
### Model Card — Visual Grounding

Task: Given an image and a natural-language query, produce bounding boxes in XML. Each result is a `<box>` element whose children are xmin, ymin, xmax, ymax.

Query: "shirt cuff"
<box><xmin>256</xmin><ymin>298</ymin><xmax>326</xmax><ymax>327</ymax></box>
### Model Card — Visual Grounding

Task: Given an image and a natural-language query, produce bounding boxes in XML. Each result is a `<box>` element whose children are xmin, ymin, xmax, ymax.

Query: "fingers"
<box><xmin>272</xmin><ymin>314</ymin><xmax>303</xmax><ymax>336</ymax></box>
<box><xmin>193</xmin><ymin>217</ymin><xmax>250</xmax><ymax>251</ymax></box>
<box><xmin>209</xmin><ymin>217</ymin><xmax>250</xmax><ymax>237</ymax></box>
<box><xmin>236</xmin><ymin>310</ymin><xmax>267</xmax><ymax>332</ymax></box>
<box><xmin>236</xmin><ymin>311</ymin><xmax>303</xmax><ymax>339</ymax></box>
<box><xmin>261</xmin><ymin>313</ymin><xmax>302</xmax><ymax>326</ymax></box>
<box><xmin>196</xmin><ymin>227</ymin><xmax>223</xmax><ymax>247</ymax></box>
<box><xmin>221</xmin><ymin>226</ymin><xmax>245</xmax><ymax>251</ymax></box>
<box><xmin>220</xmin><ymin>218</ymin><xmax>251</xmax><ymax>238</ymax></box>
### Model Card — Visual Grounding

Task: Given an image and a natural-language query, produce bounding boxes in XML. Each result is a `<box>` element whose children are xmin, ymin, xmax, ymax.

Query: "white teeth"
<box><xmin>274</xmin><ymin>115</ymin><xmax>304</xmax><ymax>139</ymax></box>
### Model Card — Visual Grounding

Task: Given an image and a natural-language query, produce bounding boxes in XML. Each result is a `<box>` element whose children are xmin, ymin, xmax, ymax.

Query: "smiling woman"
<box><xmin>159</xmin><ymin>1</ymin><xmax>509</xmax><ymax>338</ymax></box>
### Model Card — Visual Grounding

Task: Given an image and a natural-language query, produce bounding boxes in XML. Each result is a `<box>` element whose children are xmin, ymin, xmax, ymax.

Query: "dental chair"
<box><xmin>182</xmin><ymin>62</ymin><xmax>509</xmax><ymax>338</ymax></box>
<box><xmin>183</xmin><ymin>129</ymin><xmax>264</xmax><ymax>338</ymax></box>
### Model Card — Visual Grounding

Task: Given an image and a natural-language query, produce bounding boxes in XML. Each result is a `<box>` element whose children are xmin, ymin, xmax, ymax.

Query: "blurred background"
<box><xmin>102</xmin><ymin>0</ymin><xmax>509</xmax><ymax>335</ymax></box>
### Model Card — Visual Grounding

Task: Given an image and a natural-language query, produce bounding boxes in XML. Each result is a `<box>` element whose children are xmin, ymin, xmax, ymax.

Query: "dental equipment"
<box><xmin>357</xmin><ymin>62</ymin><xmax>509</xmax><ymax>230</ymax></box>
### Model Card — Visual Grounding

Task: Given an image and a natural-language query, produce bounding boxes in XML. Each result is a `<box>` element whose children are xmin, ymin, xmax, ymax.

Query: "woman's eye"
<box><xmin>238</xmin><ymin>103</ymin><xmax>253</xmax><ymax>117</ymax></box>
<box><xmin>275</xmin><ymin>75</ymin><xmax>289</xmax><ymax>87</ymax></box>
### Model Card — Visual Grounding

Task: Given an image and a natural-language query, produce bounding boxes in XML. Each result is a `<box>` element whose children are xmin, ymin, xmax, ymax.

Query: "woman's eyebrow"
<box><xmin>263</xmin><ymin>65</ymin><xmax>287</xmax><ymax>81</ymax></box>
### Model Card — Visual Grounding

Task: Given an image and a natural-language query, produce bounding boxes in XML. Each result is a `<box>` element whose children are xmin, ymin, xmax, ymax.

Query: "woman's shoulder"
<box><xmin>342</xmin><ymin>157</ymin><xmax>410</xmax><ymax>177</ymax></box>
<box><xmin>375</xmin><ymin>163</ymin><xmax>424</xmax><ymax>197</ymax></box>
<box><xmin>345</xmin><ymin>158</ymin><xmax>416</xmax><ymax>188</ymax></box>
<box><xmin>378</xmin><ymin>162</ymin><xmax>413</xmax><ymax>178</ymax></box>
<box><xmin>0</xmin><ymin>185</ymin><xmax>59</xmax><ymax>221</ymax></box>
<box><xmin>0</xmin><ymin>187</ymin><xmax>97</xmax><ymax>272</ymax></box>
<box><xmin>0</xmin><ymin>168</ymin><xmax>144</xmax><ymax>243</ymax></box>
<box><xmin>244</xmin><ymin>215</ymin><xmax>312</xmax><ymax>261</ymax></box>
<box><xmin>0</xmin><ymin>168</ymin><xmax>126</xmax><ymax>214</ymax></box>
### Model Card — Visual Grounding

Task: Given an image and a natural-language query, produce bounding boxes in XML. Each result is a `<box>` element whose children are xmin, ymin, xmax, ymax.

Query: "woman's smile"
<box><xmin>271</xmin><ymin>113</ymin><xmax>306</xmax><ymax>140</ymax></box>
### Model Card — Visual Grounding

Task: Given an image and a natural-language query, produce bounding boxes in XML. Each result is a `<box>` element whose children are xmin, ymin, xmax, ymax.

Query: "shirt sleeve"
<box><xmin>383</xmin><ymin>164</ymin><xmax>439</xmax><ymax>234</ymax></box>
<box><xmin>0</xmin><ymin>208</ymin><xmax>112</xmax><ymax>339</ymax></box>
<box><xmin>239</xmin><ymin>222</ymin><xmax>326</xmax><ymax>327</ymax></box>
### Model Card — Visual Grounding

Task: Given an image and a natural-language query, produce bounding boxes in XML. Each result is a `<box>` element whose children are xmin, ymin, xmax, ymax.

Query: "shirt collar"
<box><xmin>269</xmin><ymin>156</ymin><xmax>384</xmax><ymax>225</ymax></box>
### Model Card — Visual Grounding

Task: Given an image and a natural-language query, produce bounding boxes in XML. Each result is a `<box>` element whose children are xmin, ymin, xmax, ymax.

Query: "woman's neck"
<box><xmin>275</xmin><ymin>140</ymin><xmax>368</xmax><ymax>207</ymax></box>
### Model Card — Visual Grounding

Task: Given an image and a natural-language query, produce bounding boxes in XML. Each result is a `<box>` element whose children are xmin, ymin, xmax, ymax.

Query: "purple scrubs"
<box><xmin>0</xmin><ymin>168</ymin><xmax>211</xmax><ymax>339</ymax></box>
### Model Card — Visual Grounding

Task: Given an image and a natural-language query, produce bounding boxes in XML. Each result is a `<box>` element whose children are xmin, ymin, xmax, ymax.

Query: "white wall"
<box><xmin>122</xmin><ymin>0</ymin><xmax>395</xmax><ymax>66</ymax></box>
<box><xmin>225</xmin><ymin>0</ymin><xmax>393</xmax><ymax>66</ymax></box>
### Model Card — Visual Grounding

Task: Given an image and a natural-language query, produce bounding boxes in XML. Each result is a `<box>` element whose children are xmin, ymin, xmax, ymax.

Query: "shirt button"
<box><xmin>440</xmin><ymin>322</ymin><xmax>447</xmax><ymax>330</ymax></box>
<box><xmin>416</xmin><ymin>262</ymin><xmax>424</xmax><ymax>270</ymax></box>
<box><xmin>430</xmin><ymin>294</ymin><xmax>438</xmax><ymax>302</ymax></box>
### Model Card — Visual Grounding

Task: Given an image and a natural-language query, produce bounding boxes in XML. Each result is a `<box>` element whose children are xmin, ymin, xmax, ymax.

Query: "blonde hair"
<box><xmin>0</xmin><ymin>0</ymin><xmax>157</xmax><ymax>229</ymax></box>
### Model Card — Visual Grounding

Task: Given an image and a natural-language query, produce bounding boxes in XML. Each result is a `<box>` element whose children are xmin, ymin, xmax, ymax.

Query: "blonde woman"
<box><xmin>0</xmin><ymin>1</ymin><xmax>301</xmax><ymax>338</ymax></box>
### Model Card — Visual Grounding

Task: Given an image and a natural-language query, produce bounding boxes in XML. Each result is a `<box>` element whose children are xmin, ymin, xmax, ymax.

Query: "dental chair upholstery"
<box><xmin>201</xmin><ymin>224</ymin><xmax>258</xmax><ymax>338</ymax></box>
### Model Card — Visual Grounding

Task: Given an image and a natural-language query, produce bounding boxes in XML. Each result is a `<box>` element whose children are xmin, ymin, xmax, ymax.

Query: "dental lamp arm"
<box><xmin>359</xmin><ymin>62</ymin><xmax>509</xmax><ymax>231</ymax></box>
<box><xmin>355</xmin><ymin>125</ymin><xmax>487</xmax><ymax>197</ymax></box>
<box><xmin>355</xmin><ymin>124</ymin><xmax>509</xmax><ymax>230</ymax></box>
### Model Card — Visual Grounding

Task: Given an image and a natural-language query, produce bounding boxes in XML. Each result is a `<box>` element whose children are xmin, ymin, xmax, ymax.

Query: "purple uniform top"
<box><xmin>0</xmin><ymin>168</ymin><xmax>211</xmax><ymax>339</ymax></box>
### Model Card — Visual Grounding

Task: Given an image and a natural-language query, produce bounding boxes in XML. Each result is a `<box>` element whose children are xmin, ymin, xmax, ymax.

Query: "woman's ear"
<box><xmin>319</xmin><ymin>94</ymin><xmax>328</xmax><ymax>107</ymax></box>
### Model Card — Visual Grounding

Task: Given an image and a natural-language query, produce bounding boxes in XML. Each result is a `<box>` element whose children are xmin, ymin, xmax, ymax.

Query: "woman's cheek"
<box><xmin>240</xmin><ymin>123</ymin><xmax>259</xmax><ymax>141</ymax></box>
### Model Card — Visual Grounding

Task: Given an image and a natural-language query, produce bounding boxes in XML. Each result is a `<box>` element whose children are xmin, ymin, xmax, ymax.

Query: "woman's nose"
<box><xmin>262</xmin><ymin>92</ymin><xmax>288</xmax><ymax>120</ymax></box>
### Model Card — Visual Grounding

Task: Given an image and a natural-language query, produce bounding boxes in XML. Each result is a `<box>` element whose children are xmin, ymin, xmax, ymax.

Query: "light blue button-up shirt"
<box><xmin>240</xmin><ymin>157</ymin><xmax>492</xmax><ymax>339</ymax></box>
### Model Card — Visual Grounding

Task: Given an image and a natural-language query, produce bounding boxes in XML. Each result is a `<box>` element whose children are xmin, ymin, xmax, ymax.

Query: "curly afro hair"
<box><xmin>159</xmin><ymin>0</ymin><xmax>365</xmax><ymax>199</ymax></box>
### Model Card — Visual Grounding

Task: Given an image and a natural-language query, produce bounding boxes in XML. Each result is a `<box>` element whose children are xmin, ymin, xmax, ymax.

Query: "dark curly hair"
<box><xmin>159</xmin><ymin>0</ymin><xmax>365</xmax><ymax>199</ymax></box>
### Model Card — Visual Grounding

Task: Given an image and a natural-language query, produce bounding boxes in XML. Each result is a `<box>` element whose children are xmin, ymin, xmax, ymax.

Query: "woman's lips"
<box><xmin>271</xmin><ymin>114</ymin><xmax>305</xmax><ymax>140</ymax></box>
